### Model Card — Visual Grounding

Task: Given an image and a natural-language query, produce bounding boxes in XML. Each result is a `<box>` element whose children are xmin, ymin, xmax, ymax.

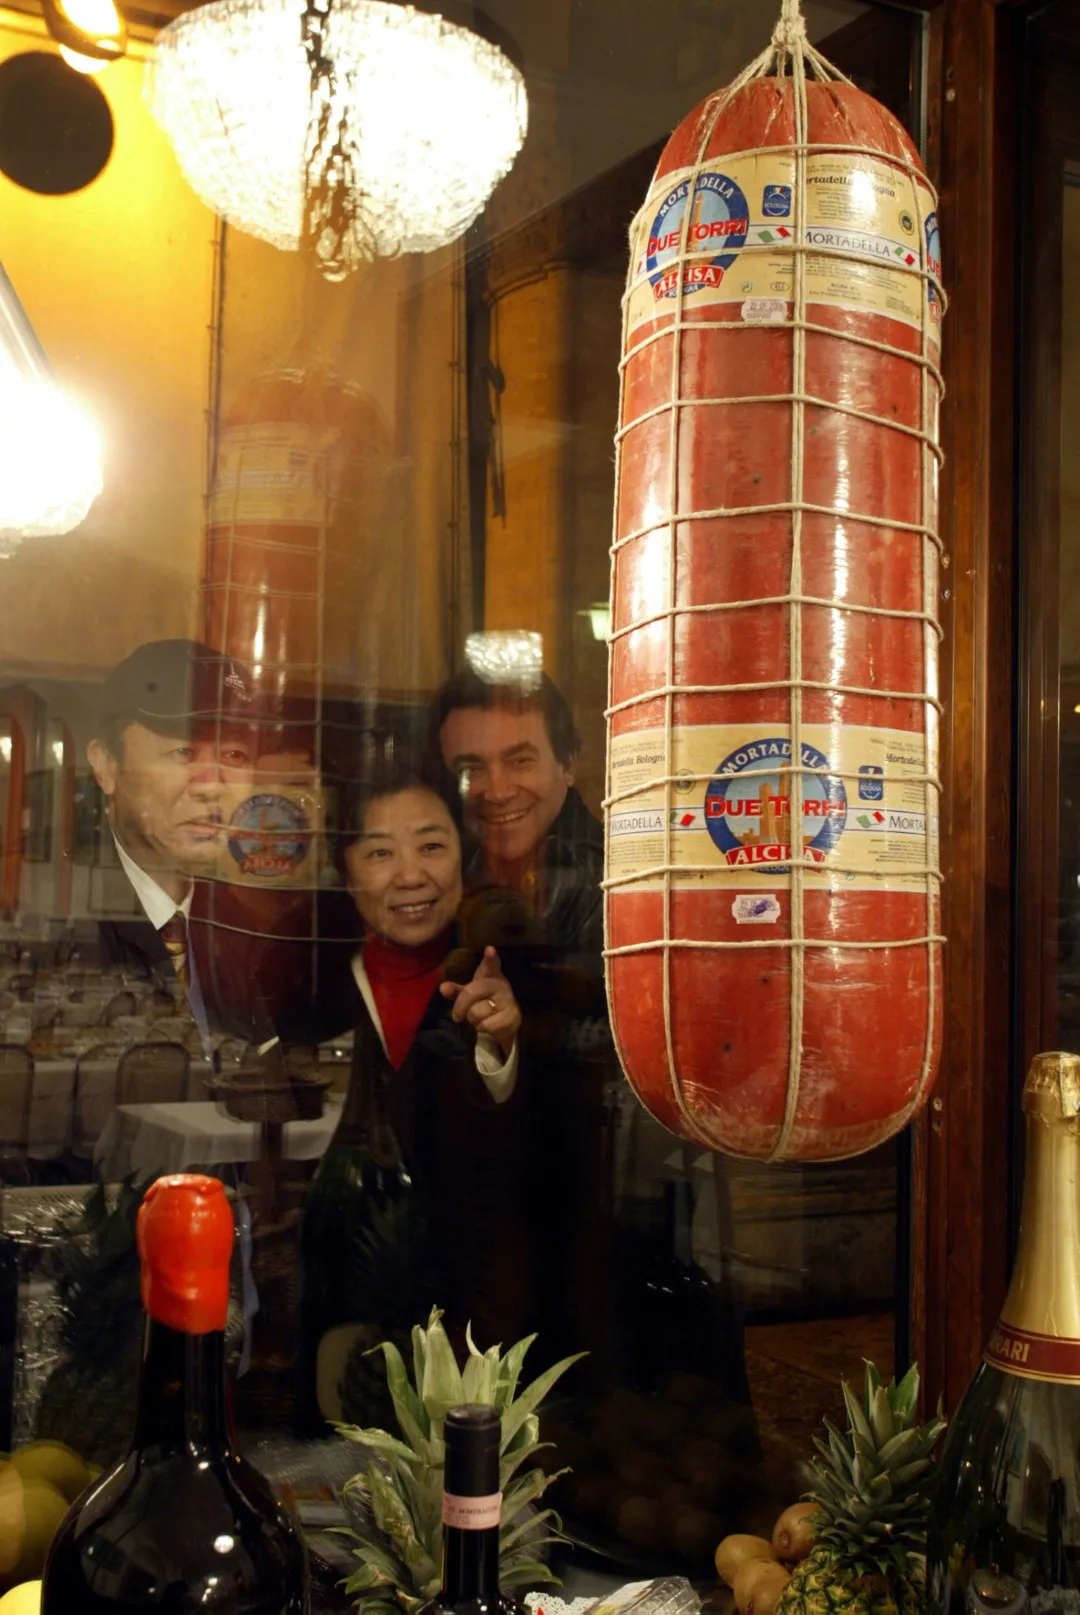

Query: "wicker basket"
<box><xmin>207</xmin><ymin>1065</ymin><xmax>333</xmax><ymax>1123</ymax></box>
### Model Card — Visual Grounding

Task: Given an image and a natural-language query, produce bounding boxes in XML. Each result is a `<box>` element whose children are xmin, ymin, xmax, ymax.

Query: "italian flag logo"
<box><xmin>857</xmin><ymin>810</ymin><xmax>886</xmax><ymax>829</ymax></box>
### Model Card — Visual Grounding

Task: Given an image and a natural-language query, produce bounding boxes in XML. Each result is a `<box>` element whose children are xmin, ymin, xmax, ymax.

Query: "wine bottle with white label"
<box><xmin>419</xmin><ymin>1405</ymin><xmax>524</xmax><ymax>1615</ymax></box>
<box><xmin>927</xmin><ymin>1051</ymin><xmax>1080</xmax><ymax>1615</ymax></box>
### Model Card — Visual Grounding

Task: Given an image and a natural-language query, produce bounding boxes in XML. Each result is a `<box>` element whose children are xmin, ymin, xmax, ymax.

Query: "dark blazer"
<box><xmin>91</xmin><ymin>834</ymin><xmax>359</xmax><ymax>1046</ymax></box>
<box><xmin>328</xmin><ymin>953</ymin><xmax>534</xmax><ymax>1355</ymax></box>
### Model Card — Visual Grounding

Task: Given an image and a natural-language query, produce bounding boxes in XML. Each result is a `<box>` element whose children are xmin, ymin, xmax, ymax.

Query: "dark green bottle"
<box><xmin>293</xmin><ymin>1035</ymin><xmax>430</xmax><ymax>1438</ymax></box>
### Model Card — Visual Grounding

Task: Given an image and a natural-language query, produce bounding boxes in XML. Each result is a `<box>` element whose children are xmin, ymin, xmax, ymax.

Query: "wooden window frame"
<box><xmin>898</xmin><ymin>0</ymin><xmax>1034</xmax><ymax>1412</ymax></box>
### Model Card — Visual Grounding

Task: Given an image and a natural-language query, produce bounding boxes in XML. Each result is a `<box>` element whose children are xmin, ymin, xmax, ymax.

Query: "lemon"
<box><xmin>9</xmin><ymin>1480</ymin><xmax>68</xmax><ymax>1583</ymax></box>
<box><xmin>10</xmin><ymin>1443</ymin><xmax>90</xmax><ymax>1505</ymax></box>
<box><xmin>0</xmin><ymin>1464</ymin><xmax>22</xmax><ymax>1576</ymax></box>
<box><xmin>0</xmin><ymin>1582</ymin><xmax>42</xmax><ymax>1613</ymax></box>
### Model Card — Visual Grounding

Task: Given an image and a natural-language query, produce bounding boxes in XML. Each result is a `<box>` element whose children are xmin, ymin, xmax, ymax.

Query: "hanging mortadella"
<box><xmin>604</xmin><ymin>0</ymin><xmax>946</xmax><ymax>1162</ymax></box>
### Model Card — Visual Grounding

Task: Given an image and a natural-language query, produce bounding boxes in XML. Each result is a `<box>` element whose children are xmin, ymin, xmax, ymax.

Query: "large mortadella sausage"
<box><xmin>605</xmin><ymin>76</ymin><xmax>944</xmax><ymax>1161</ymax></box>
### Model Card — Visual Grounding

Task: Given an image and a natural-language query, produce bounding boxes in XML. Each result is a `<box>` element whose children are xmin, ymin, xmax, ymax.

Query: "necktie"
<box><xmin>159</xmin><ymin>912</ymin><xmax>189</xmax><ymax>988</ymax></box>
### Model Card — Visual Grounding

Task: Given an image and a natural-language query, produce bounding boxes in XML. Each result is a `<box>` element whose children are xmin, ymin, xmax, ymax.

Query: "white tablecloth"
<box><xmin>28</xmin><ymin>1057</ymin><xmax>213</xmax><ymax>1160</ymax></box>
<box><xmin>94</xmin><ymin>1096</ymin><xmax>343</xmax><ymax>1180</ymax></box>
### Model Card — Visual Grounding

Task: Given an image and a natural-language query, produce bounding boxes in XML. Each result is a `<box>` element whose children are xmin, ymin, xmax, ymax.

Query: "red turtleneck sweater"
<box><xmin>362</xmin><ymin>926</ymin><xmax>452</xmax><ymax>1071</ymax></box>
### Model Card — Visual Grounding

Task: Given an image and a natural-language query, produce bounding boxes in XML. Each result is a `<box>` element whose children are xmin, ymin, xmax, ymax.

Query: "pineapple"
<box><xmin>338</xmin><ymin>1306</ymin><xmax>584</xmax><ymax>1615</ymax></box>
<box><xmin>777</xmin><ymin>1362</ymin><xmax>947</xmax><ymax>1615</ymax></box>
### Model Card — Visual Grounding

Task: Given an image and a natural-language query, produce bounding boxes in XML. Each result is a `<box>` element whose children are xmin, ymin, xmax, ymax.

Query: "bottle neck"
<box><xmin>132</xmin><ymin>1317</ymin><xmax>232</xmax><ymax>1456</ymax></box>
<box><xmin>988</xmin><ymin>1110</ymin><xmax>1080</xmax><ymax>1379</ymax></box>
<box><xmin>442</xmin><ymin>1523</ymin><xmax>501</xmax><ymax>1607</ymax></box>
<box><xmin>328</xmin><ymin>1026</ymin><xmax>401</xmax><ymax>1163</ymax></box>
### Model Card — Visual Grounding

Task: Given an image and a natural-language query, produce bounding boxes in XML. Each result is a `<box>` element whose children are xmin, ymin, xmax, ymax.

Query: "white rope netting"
<box><xmin>603</xmin><ymin>0</ymin><xmax>947</xmax><ymax>1161</ymax></box>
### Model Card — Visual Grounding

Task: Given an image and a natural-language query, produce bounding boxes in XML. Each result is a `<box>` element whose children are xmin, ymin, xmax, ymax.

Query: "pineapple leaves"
<box><xmin>500</xmin><ymin>1351</ymin><xmax>586</xmax><ymax>1448</ymax></box>
<box><xmin>345</xmin><ymin>1532</ymin><xmax>414</xmax><ymax>1591</ymax></box>
<box><xmin>342</xmin><ymin>1309</ymin><xmax>579</xmax><ymax>1610</ymax></box>
<box><xmin>499</xmin><ymin>1558</ymin><xmax>560</xmax><ymax>1590</ymax></box>
<box><xmin>420</xmin><ymin>1322</ymin><xmax>466</xmax><ymax>1430</ymax></box>
<box><xmin>502</xmin><ymin>1462</ymin><xmax>568</xmax><ymax>1527</ymax></box>
<box><xmin>336</xmin><ymin>1426</ymin><xmax>424</xmax><ymax>1467</ymax></box>
<box><xmin>892</xmin><ymin>1362</ymin><xmax>921</xmax><ymax>1426</ymax></box>
<box><xmin>412</xmin><ymin>1315</ymin><xmax>432</xmax><ymax>1399</ymax></box>
<box><xmin>494</xmin><ymin>1333</ymin><xmax>538</xmax><ymax>1412</ymax></box>
<box><xmin>499</xmin><ymin>1505</ymin><xmax>565</xmax><ymax>1557</ymax></box>
<box><xmin>842</xmin><ymin>1379</ymin><xmax>876</xmax><ymax>1451</ymax></box>
<box><xmin>379</xmin><ymin>1341</ymin><xmax>433</xmax><ymax>1455</ymax></box>
<box><xmin>462</xmin><ymin>1340</ymin><xmax>502</xmax><ymax>1407</ymax></box>
<box><xmin>801</xmin><ymin>1356</ymin><xmax>947</xmax><ymax>1597</ymax></box>
<box><xmin>500</xmin><ymin>1427</ymin><xmax>548</xmax><ymax>1491</ymax></box>
<box><xmin>869</xmin><ymin>1384</ymin><xmax>896</xmax><ymax>1448</ymax></box>
<box><xmin>367</xmin><ymin>1465</ymin><xmax>439</xmax><ymax>1591</ymax></box>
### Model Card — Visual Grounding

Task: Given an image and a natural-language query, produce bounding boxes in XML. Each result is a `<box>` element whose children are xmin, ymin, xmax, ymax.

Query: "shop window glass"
<box><xmin>0</xmin><ymin>0</ymin><xmax>923</xmax><ymax>1598</ymax></box>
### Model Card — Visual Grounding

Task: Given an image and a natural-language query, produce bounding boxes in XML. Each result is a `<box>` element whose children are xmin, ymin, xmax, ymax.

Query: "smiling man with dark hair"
<box><xmin>429</xmin><ymin>667</ymin><xmax>603</xmax><ymax>959</ymax></box>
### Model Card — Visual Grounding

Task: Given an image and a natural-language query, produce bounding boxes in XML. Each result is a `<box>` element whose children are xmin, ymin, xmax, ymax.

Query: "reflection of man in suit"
<box><xmin>87</xmin><ymin>639</ymin><xmax>260</xmax><ymax>1043</ymax></box>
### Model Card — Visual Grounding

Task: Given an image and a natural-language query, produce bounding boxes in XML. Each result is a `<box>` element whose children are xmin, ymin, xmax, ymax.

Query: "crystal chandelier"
<box><xmin>0</xmin><ymin>262</ymin><xmax>102</xmax><ymax>555</ymax></box>
<box><xmin>148</xmin><ymin>0</ymin><xmax>528</xmax><ymax>278</ymax></box>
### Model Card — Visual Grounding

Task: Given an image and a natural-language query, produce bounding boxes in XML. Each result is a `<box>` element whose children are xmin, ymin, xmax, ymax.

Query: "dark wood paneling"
<box><xmin>910</xmin><ymin>0</ymin><xmax>1017</xmax><ymax>1416</ymax></box>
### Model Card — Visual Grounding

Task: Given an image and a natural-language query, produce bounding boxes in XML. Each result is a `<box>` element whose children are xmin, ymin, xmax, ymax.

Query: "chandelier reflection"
<box><xmin>148</xmin><ymin>0</ymin><xmax>528</xmax><ymax>278</ymax></box>
<box><xmin>0</xmin><ymin>262</ymin><xmax>102</xmax><ymax>554</ymax></box>
<box><xmin>465</xmin><ymin>630</ymin><xmax>543</xmax><ymax>691</ymax></box>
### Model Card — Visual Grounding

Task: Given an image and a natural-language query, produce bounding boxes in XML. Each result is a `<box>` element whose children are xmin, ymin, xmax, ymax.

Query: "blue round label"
<box><xmin>704</xmin><ymin>738</ymin><xmax>847</xmax><ymax>872</ymax></box>
<box><xmin>646</xmin><ymin>170</ymin><xmax>750</xmax><ymax>301</ymax></box>
<box><xmin>227</xmin><ymin>793</ymin><xmax>309</xmax><ymax>879</ymax></box>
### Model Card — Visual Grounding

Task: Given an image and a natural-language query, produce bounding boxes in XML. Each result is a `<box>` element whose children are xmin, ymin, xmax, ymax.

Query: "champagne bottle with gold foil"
<box><xmin>928</xmin><ymin>1052</ymin><xmax>1080</xmax><ymax>1615</ymax></box>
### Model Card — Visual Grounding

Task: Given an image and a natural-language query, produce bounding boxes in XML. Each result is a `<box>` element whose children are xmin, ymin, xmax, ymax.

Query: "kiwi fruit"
<box><xmin>735</xmin><ymin>1561</ymin><xmax>790</xmax><ymax>1615</ymax></box>
<box><xmin>773</xmin><ymin>1501</ymin><xmax>818</xmax><ymax>1562</ymax></box>
<box><xmin>714</xmin><ymin>1532</ymin><xmax>778</xmax><ymax>1587</ymax></box>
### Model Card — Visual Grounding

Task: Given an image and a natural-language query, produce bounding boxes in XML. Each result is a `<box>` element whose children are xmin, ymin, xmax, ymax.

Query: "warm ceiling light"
<box><xmin>58</xmin><ymin>43</ymin><xmax>109</xmax><ymax>71</ymax></box>
<box><xmin>147</xmin><ymin>0</ymin><xmax>528</xmax><ymax>279</ymax></box>
<box><xmin>0</xmin><ymin>261</ymin><xmax>103</xmax><ymax>554</ymax></box>
<box><xmin>43</xmin><ymin>0</ymin><xmax>127</xmax><ymax>63</ymax></box>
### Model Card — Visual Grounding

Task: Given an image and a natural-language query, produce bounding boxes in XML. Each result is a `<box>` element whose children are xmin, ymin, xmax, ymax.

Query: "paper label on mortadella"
<box><xmin>624</xmin><ymin>150</ymin><xmax>941</xmax><ymax>343</ymax></box>
<box><xmin>208</xmin><ymin>420</ymin><xmax>343</xmax><ymax>528</ymax></box>
<box><xmin>606</xmin><ymin>724</ymin><xmax>938</xmax><ymax>893</ymax></box>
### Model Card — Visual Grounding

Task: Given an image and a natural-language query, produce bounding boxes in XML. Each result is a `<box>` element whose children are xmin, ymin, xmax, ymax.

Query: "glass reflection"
<box><xmin>0</xmin><ymin>0</ymin><xmax>919</xmax><ymax>1600</ymax></box>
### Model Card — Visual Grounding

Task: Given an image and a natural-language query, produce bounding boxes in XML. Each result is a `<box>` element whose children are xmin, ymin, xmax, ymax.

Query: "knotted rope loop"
<box><xmin>772</xmin><ymin>0</ymin><xmax>807</xmax><ymax>51</ymax></box>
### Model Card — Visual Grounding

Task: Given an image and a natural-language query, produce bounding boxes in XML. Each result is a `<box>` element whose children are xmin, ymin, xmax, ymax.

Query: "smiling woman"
<box><xmin>345</xmin><ymin>784</ymin><xmax>462</xmax><ymax>949</ymax></box>
<box><xmin>292</xmin><ymin>752</ymin><xmax>527</xmax><ymax>1436</ymax></box>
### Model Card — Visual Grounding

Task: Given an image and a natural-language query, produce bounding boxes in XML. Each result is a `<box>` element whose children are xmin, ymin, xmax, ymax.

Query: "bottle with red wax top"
<box><xmin>42</xmin><ymin>1174</ymin><xmax>309</xmax><ymax>1612</ymax></box>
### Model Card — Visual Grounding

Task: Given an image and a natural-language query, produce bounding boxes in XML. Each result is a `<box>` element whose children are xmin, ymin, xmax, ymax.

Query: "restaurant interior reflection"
<box><xmin>0</xmin><ymin>0</ymin><xmax>928</xmax><ymax>1601</ymax></box>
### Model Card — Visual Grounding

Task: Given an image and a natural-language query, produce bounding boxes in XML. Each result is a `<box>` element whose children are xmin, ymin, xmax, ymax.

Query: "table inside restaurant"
<box><xmin>94</xmin><ymin>1094</ymin><xmax>345</xmax><ymax>1180</ymax></box>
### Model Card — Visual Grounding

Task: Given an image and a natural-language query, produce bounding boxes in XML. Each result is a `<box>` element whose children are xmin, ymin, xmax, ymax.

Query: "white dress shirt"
<box><xmin>113</xmin><ymin>835</ymin><xmax>194</xmax><ymax>929</ymax></box>
<box><xmin>111</xmin><ymin>833</ymin><xmax>211</xmax><ymax>1050</ymax></box>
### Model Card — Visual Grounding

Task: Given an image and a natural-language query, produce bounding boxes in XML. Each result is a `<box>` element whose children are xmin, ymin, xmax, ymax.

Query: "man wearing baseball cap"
<box><xmin>87</xmin><ymin>638</ymin><xmax>262</xmax><ymax>1038</ymax></box>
